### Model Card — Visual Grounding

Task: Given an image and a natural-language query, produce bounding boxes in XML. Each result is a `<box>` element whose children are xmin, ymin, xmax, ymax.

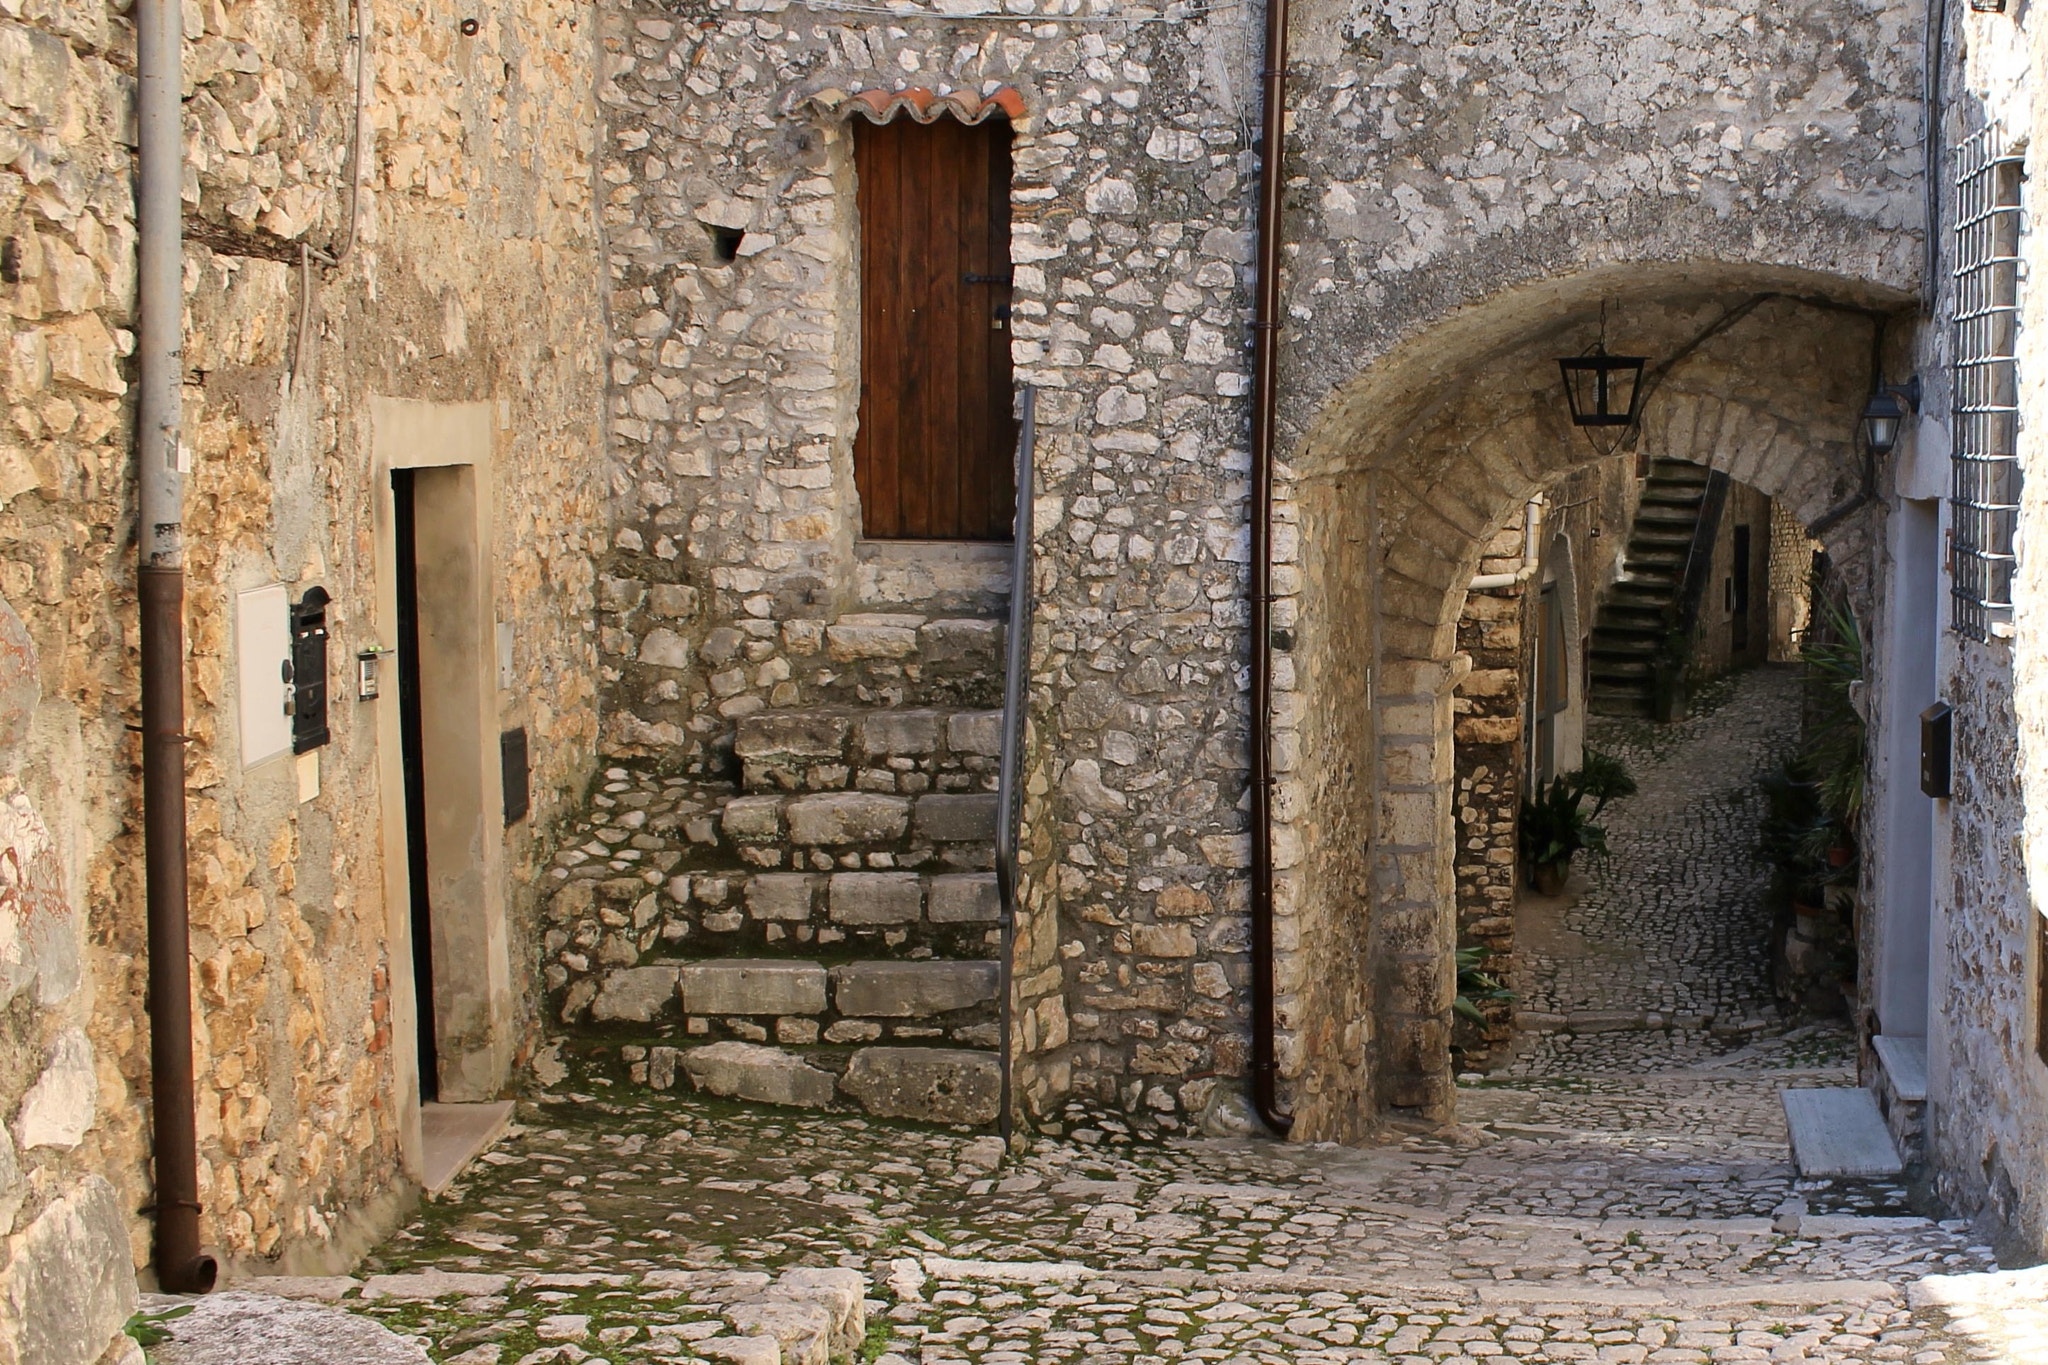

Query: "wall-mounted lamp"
<box><xmin>1860</xmin><ymin>375</ymin><xmax>1922</xmax><ymax>455</ymax></box>
<box><xmin>1969</xmin><ymin>0</ymin><xmax>2007</xmax><ymax>13</ymax></box>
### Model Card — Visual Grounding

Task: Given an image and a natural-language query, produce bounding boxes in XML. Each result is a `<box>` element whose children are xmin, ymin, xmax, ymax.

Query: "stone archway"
<box><xmin>1275</xmin><ymin>271</ymin><xmax>1910</xmax><ymax>1142</ymax></box>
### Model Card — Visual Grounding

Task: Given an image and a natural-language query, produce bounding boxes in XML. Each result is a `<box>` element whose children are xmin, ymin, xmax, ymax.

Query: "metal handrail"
<box><xmin>994</xmin><ymin>385</ymin><xmax>1037</xmax><ymax>1144</ymax></box>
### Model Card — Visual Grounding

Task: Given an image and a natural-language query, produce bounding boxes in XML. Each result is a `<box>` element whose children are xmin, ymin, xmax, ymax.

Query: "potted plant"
<box><xmin>1652</xmin><ymin>626</ymin><xmax>1694</xmax><ymax>723</ymax></box>
<box><xmin>1519</xmin><ymin>751</ymin><xmax>1638</xmax><ymax>894</ymax></box>
<box><xmin>1454</xmin><ymin>946</ymin><xmax>1516</xmax><ymax>1024</ymax></box>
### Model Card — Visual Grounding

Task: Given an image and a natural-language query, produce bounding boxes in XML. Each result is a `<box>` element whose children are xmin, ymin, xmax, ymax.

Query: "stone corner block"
<box><xmin>589</xmin><ymin>965</ymin><xmax>683</xmax><ymax>1023</ymax></box>
<box><xmin>912</xmin><ymin>793</ymin><xmax>998</xmax><ymax>842</ymax></box>
<box><xmin>734</xmin><ymin>710</ymin><xmax>851</xmax><ymax>759</ymax></box>
<box><xmin>151</xmin><ymin>1290</ymin><xmax>432</xmax><ymax>1365</ymax></box>
<box><xmin>859</xmin><ymin>710</ymin><xmax>942</xmax><ymax>757</ymax></box>
<box><xmin>946</xmin><ymin>711</ymin><xmax>1004</xmax><ymax>757</ymax></box>
<box><xmin>928</xmin><ymin>873</ymin><xmax>1000</xmax><ymax>923</ymax></box>
<box><xmin>679</xmin><ymin>960</ymin><xmax>828</xmax><ymax>1016</ymax></box>
<box><xmin>840</xmin><ymin>1048</ymin><xmax>1001</xmax><ymax>1124</ymax></box>
<box><xmin>721</xmin><ymin>796</ymin><xmax>785</xmax><ymax>843</ymax></box>
<box><xmin>786</xmin><ymin>792</ymin><xmax>911</xmax><ymax>845</ymax></box>
<box><xmin>831</xmin><ymin>961</ymin><xmax>998</xmax><ymax>1017</ymax></box>
<box><xmin>743</xmin><ymin>873</ymin><xmax>821</xmax><ymax>922</ymax></box>
<box><xmin>827</xmin><ymin>872</ymin><xmax>924</xmax><ymax>924</ymax></box>
<box><xmin>681</xmin><ymin>1042</ymin><xmax>837</xmax><ymax>1109</ymax></box>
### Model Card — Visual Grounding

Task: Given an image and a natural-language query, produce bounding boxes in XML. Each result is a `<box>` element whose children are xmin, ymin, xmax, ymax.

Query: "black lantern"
<box><xmin>1860</xmin><ymin>376</ymin><xmax>1921</xmax><ymax>456</ymax></box>
<box><xmin>1557</xmin><ymin>343</ymin><xmax>1649</xmax><ymax>428</ymax></box>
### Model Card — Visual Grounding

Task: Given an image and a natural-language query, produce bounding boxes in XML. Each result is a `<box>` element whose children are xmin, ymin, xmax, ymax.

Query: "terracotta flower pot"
<box><xmin>1530</xmin><ymin>859</ymin><xmax>1570</xmax><ymax>896</ymax></box>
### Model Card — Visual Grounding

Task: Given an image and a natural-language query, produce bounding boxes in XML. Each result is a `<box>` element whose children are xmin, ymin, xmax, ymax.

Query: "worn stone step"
<box><xmin>800</xmin><ymin>612</ymin><xmax>1007</xmax><ymax>709</ymax></box>
<box><xmin>571</xmin><ymin>955</ymin><xmax>1001</xmax><ymax>1052</ymax></box>
<box><xmin>1587</xmin><ymin>689</ymin><xmax>1654</xmax><ymax>718</ymax></box>
<box><xmin>596</xmin><ymin>1039</ymin><xmax>1002</xmax><ymax>1125</ymax></box>
<box><xmin>735</xmin><ymin>705</ymin><xmax>1003</xmax><ymax>794</ymax></box>
<box><xmin>545</xmin><ymin>869</ymin><xmax>1001</xmax><ymax>1007</ymax></box>
<box><xmin>722</xmin><ymin>790</ymin><xmax>999</xmax><ymax>856</ymax></box>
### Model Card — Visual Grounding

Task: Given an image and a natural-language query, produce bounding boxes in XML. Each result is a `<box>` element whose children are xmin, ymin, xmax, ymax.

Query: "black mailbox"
<box><xmin>1921</xmin><ymin>701</ymin><xmax>1952</xmax><ymax>799</ymax></box>
<box><xmin>502</xmin><ymin>727</ymin><xmax>530</xmax><ymax>826</ymax></box>
<box><xmin>291</xmin><ymin>586</ymin><xmax>331</xmax><ymax>754</ymax></box>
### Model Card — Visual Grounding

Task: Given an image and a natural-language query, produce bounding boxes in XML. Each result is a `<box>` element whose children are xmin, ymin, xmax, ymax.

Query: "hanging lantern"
<box><xmin>1557</xmin><ymin>343</ymin><xmax>1648</xmax><ymax>429</ymax></box>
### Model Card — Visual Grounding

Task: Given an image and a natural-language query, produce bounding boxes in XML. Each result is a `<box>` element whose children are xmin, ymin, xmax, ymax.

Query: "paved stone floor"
<box><xmin>1511</xmin><ymin>666</ymin><xmax>1798</xmax><ymax>1042</ymax></box>
<box><xmin>279</xmin><ymin>666</ymin><xmax>2045</xmax><ymax>1364</ymax></box>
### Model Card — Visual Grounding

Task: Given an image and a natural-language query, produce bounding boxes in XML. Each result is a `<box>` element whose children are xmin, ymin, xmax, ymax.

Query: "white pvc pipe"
<box><xmin>1469</xmin><ymin>497</ymin><xmax>1543</xmax><ymax>590</ymax></box>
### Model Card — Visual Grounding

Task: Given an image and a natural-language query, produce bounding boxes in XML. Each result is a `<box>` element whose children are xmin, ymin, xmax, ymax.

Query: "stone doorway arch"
<box><xmin>1275</xmin><ymin>270</ymin><xmax>1911</xmax><ymax>1142</ymax></box>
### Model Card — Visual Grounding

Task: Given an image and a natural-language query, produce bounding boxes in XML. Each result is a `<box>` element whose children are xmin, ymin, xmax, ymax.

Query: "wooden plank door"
<box><xmin>854</xmin><ymin>116</ymin><xmax>1015</xmax><ymax>541</ymax></box>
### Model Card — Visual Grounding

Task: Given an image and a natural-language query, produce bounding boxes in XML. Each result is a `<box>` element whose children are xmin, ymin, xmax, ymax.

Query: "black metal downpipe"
<box><xmin>1247</xmin><ymin>0</ymin><xmax>1294</xmax><ymax>1138</ymax></box>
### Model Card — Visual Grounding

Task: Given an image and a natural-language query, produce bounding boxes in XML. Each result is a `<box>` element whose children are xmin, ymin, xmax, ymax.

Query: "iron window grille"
<box><xmin>1951</xmin><ymin>127</ymin><xmax>2026</xmax><ymax>642</ymax></box>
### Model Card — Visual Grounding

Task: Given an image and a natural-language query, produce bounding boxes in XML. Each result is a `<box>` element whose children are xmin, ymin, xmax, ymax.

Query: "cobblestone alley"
<box><xmin>221</xmin><ymin>669</ymin><xmax>2046</xmax><ymax>1365</ymax></box>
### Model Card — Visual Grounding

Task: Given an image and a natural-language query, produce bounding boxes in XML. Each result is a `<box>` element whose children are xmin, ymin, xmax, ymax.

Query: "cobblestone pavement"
<box><xmin>1510</xmin><ymin>666</ymin><xmax>1800</xmax><ymax>1048</ymax></box>
<box><xmin>267</xmin><ymin>669</ymin><xmax>2035</xmax><ymax>1364</ymax></box>
<box><xmin>306</xmin><ymin>1036</ymin><xmax>2020</xmax><ymax>1365</ymax></box>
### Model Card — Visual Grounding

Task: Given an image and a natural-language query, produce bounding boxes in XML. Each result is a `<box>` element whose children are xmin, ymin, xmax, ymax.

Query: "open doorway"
<box><xmin>392</xmin><ymin>468</ymin><xmax>441</xmax><ymax>1102</ymax></box>
<box><xmin>370</xmin><ymin>398</ymin><xmax>517</xmax><ymax>1190</ymax></box>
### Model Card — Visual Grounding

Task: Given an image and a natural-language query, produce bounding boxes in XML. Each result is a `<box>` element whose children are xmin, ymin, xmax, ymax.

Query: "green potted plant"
<box><xmin>1652</xmin><ymin>625</ymin><xmax>1694</xmax><ymax>723</ymax></box>
<box><xmin>1518</xmin><ymin>751</ymin><xmax>1638</xmax><ymax>894</ymax></box>
<box><xmin>1454</xmin><ymin>945</ymin><xmax>1516</xmax><ymax>1023</ymax></box>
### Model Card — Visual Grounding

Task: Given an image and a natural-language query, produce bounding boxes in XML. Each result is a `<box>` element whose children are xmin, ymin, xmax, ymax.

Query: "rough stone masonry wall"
<box><xmin>1918</xmin><ymin>5</ymin><xmax>2048</xmax><ymax>1261</ymax></box>
<box><xmin>1449</xmin><ymin>460</ymin><xmax>1632</xmax><ymax>1067</ymax></box>
<box><xmin>1</xmin><ymin>0</ymin><xmax>611</xmax><ymax>1301</ymax></box>
<box><xmin>594</xmin><ymin>0</ymin><xmax>1929</xmax><ymax>1138</ymax></box>
<box><xmin>592</xmin><ymin>0</ymin><xmax>1273</xmax><ymax>1134</ymax></box>
<box><xmin>1261</xmin><ymin>0</ymin><xmax>1922</xmax><ymax>1133</ymax></box>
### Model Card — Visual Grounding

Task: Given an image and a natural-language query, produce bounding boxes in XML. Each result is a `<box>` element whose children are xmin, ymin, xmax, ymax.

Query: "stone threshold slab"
<box><xmin>1782</xmin><ymin>1087</ymin><xmax>1904</xmax><ymax>1178</ymax></box>
<box><xmin>419</xmin><ymin>1099</ymin><xmax>515</xmax><ymax>1198</ymax></box>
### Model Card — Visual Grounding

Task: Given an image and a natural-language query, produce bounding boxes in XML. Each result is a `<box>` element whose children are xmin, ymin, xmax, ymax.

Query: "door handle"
<box><xmin>963</xmin><ymin>273</ymin><xmax>1013</xmax><ymax>285</ymax></box>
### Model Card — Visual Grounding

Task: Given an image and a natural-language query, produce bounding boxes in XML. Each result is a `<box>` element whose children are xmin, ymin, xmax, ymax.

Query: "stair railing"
<box><xmin>1657</xmin><ymin>468</ymin><xmax>1731</xmax><ymax>719</ymax></box>
<box><xmin>994</xmin><ymin>385</ymin><xmax>1037</xmax><ymax>1144</ymax></box>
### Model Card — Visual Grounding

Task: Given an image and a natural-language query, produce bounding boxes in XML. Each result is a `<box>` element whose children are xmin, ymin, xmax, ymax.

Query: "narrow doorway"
<box><xmin>1532</xmin><ymin>579</ymin><xmax>1567</xmax><ymax>787</ymax></box>
<box><xmin>1731</xmin><ymin>524</ymin><xmax>1752</xmax><ymax>654</ymax></box>
<box><xmin>853</xmin><ymin>115</ymin><xmax>1015</xmax><ymax>540</ymax></box>
<box><xmin>1877</xmin><ymin>498</ymin><xmax>1940</xmax><ymax>1041</ymax></box>
<box><xmin>392</xmin><ymin>467</ymin><xmax>439</xmax><ymax>1102</ymax></box>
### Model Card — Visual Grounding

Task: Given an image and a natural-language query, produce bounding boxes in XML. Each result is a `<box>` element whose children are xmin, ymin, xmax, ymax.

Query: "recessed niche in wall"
<box><xmin>707</xmin><ymin>224</ymin><xmax>745</xmax><ymax>263</ymax></box>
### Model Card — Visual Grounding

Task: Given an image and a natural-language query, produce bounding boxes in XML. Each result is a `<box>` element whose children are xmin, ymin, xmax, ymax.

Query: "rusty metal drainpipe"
<box><xmin>138</xmin><ymin>0</ymin><xmax>218</xmax><ymax>1295</ymax></box>
<box><xmin>1247</xmin><ymin>0</ymin><xmax>1294</xmax><ymax>1139</ymax></box>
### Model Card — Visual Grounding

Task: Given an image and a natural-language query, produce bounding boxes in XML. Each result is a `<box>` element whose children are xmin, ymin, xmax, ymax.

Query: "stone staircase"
<box><xmin>544</xmin><ymin>610</ymin><xmax>1009</xmax><ymax>1127</ymax></box>
<box><xmin>1588</xmin><ymin>458</ymin><xmax>1713</xmax><ymax>717</ymax></box>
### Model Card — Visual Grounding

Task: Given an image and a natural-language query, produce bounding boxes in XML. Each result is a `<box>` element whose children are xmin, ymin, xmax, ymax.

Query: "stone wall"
<box><xmin>2</xmin><ymin>0</ymin><xmax>611</xmax><ymax>1301</ymax></box>
<box><xmin>590</xmin><ymin>0</ymin><xmax>1274</xmax><ymax>1134</ymax></box>
<box><xmin>0</xmin><ymin>597</ymin><xmax>139</xmax><ymax>1365</ymax></box>
<box><xmin>1908</xmin><ymin>2</ymin><xmax>2048</xmax><ymax>1262</ymax></box>
<box><xmin>1687</xmin><ymin>479</ymin><xmax>1774</xmax><ymax>681</ymax></box>
<box><xmin>1767</xmin><ymin>499</ymin><xmax>1819</xmax><ymax>663</ymax></box>
<box><xmin>587</xmin><ymin>0</ymin><xmax>1929</xmax><ymax>1138</ymax></box>
<box><xmin>1449</xmin><ymin>461</ymin><xmax>1632</xmax><ymax>1067</ymax></box>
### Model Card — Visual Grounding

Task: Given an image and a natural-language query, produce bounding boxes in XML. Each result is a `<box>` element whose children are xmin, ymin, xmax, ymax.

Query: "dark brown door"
<box><xmin>855</xmin><ymin>116</ymin><xmax>1015</xmax><ymax>541</ymax></box>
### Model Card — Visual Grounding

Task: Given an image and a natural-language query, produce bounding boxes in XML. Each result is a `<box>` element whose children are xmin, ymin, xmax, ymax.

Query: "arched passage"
<box><xmin>1276</xmin><ymin>269</ymin><xmax>1911</xmax><ymax>1142</ymax></box>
